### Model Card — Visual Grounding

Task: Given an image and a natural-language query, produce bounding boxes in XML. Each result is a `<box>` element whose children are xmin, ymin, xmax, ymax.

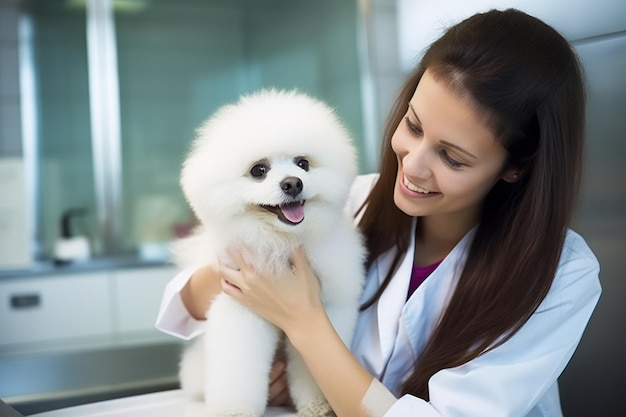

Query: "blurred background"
<box><xmin>0</xmin><ymin>0</ymin><xmax>623</xmax><ymax>415</ymax></box>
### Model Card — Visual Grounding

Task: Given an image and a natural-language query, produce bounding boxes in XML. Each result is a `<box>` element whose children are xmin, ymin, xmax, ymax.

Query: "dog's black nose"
<box><xmin>281</xmin><ymin>176</ymin><xmax>303</xmax><ymax>197</ymax></box>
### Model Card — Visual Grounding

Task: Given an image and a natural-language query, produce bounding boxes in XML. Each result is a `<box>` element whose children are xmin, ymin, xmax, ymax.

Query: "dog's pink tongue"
<box><xmin>280</xmin><ymin>203</ymin><xmax>305</xmax><ymax>223</ymax></box>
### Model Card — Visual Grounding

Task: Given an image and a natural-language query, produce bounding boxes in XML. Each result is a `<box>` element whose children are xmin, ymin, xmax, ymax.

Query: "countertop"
<box><xmin>0</xmin><ymin>256</ymin><xmax>171</xmax><ymax>280</ymax></box>
<box><xmin>28</xmin><ymin>390</ymin><xmax>298</xmax><ymax>417</ymax></box>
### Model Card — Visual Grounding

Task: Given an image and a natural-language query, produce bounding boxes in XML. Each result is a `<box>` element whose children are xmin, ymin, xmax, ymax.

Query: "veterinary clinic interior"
<box><xmin>0</xmin><ymin>0</ymin><xmax>623</xmax><ymax>416</ymax></box>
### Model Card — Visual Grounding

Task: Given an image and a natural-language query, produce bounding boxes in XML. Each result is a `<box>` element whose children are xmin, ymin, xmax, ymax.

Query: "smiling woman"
<box><xmin>391</xmin><ymin>69</ymin><xmax>513</xmax><ymax>225</ymax></box>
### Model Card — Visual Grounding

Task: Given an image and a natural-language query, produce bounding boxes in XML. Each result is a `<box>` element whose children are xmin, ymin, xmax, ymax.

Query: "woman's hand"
<box><xmin>221</xmin><ymin>246</ymin><xmax>378</xmax><ymax>417</ymax></box>
<box><xmin>219</xmin><ymin>246</ymin><xmax>324</xmax><ymax>335</ymax></box>
<box><xmin>267</xmin><ymin>360</ymin><xmax>290</xmax><ymax>406</ymax></box>
<box><xmin>180</xmin><ymin>265</ymin><xmax>223</xmax><ymax>320</ymax></box>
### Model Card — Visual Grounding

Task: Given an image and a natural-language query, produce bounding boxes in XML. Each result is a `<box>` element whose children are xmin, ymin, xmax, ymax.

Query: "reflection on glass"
<box><xmin>24</xmin><ymin>0</ymin><xmax>97</xmax><ymax>259</ymax></box>
<box><xmin>25</xmin><ymin>0</ymin><xmax>364</xmax><ymax>260</ymax></box>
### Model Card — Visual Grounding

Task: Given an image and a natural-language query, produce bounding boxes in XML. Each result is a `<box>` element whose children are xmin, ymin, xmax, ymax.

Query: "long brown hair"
<box><xmin>357</xmin><ymin>9</ymin><xmax>586</xmax><ymax>400</ymax></box>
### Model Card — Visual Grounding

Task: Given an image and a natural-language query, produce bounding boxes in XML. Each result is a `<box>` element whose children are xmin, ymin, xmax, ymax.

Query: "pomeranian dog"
<box><xmin>173</xmin><ymin>90</ymin><xmax>366</xmax><ymax>417</ymax></box>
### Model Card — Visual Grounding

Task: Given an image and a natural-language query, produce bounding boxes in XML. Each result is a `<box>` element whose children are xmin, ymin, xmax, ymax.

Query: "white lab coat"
<box><xmin>156</xmin><ymin>174</ymin><xmax>601</xmax><ymax>417</ymax></box>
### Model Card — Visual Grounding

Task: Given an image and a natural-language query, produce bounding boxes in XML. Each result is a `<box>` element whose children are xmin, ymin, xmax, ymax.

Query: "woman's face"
<box><xmin>392</xmin><ymin>69</ymin><xmax>514</xmax><ymax>228</ymax></box>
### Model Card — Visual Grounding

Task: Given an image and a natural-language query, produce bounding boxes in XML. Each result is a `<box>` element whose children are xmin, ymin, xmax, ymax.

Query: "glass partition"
<box><xmin>23</xmin><ymin>0</ymin><xmax>364</xmax><ymax>259</ymax></box>
<box><xmin>23</xmin><ymin>0</ymin><xmax>97</xmax><ymax>259</ymax></box>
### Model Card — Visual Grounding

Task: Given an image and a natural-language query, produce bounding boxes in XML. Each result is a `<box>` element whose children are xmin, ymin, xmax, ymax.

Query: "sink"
<box><xmin>0</xmin><ymin>339</ymin><xmax>183</xmax><ymax>415</ymax></box>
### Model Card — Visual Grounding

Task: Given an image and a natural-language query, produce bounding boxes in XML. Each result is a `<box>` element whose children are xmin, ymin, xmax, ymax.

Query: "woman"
<box><xmin>156</xmin><ymin>9</ymin><xmax>601</xmax><ymax>417</ymax></box>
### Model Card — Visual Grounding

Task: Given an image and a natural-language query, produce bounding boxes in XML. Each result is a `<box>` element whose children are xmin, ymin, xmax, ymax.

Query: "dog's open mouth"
<box><xmin>261</xmin><ymin>201</ymin><xmax>305</xmax><ymax>225</ymax></box>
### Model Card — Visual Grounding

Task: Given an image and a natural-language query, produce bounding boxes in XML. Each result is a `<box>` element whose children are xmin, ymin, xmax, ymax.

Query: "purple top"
<box><xmin>407</xmin><ymin>260</ymin><xmax>442</xmax><ymax>300</ymax></box>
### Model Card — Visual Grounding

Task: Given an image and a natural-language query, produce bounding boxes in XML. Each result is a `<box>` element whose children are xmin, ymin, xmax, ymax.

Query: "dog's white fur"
<box><xmin>173</xmin><ymin>90</ymin><xmax>366</xmax><ymax>417</ymax></box>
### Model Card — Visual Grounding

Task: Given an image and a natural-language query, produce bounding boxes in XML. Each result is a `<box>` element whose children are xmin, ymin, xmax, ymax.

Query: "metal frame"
<box><xmin>86</xmin><ymin>0</ymin><xmax>123</xmax><ymax>254</ymax></box>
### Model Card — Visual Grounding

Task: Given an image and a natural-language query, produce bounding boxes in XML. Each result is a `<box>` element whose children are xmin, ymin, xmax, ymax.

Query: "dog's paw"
<box><xmin>297</xmin><ymin>399</ymin><xmax>336</xmax><ymax>417</ymax></box>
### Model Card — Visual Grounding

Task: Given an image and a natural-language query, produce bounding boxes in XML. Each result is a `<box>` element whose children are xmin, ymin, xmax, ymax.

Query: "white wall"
<box><xmin>396</xmin><ymin>0</ymin><xmax>625</xmax><ymax>72</ymax></box>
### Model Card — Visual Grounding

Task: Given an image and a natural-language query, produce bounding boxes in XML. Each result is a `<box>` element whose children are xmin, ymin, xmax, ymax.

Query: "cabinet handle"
<box><xmin>10</xmin><ymin>294</ymin><xmax>41</xmax><ymax>309</ymax></box>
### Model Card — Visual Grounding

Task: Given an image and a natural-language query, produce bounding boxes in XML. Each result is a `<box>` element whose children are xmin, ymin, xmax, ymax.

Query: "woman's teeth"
<box><xmin>404</xmin><ymin>176</ymin><xmax>434</xmax><ymax>194</ymax></box>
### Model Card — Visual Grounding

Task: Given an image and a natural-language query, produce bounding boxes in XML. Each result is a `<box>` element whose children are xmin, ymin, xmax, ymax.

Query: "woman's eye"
<box><xmin>296</xmin><ymin>158</ymin><xmax>309</xmax><ymax>171</ymax></box>
<box><xmin>405</xmin><ymin>117</ymin><xmax>423</xmax><ymax>136</ymax></box>
<box><xmin>250</xmin><ymin>164</ymin><xmax>268</xmax><ymax>177</ymax></box>
<box><xmin>440</xmin><ymin>151</ymin><xmax>464</xmax><ymax>169</ymax></box>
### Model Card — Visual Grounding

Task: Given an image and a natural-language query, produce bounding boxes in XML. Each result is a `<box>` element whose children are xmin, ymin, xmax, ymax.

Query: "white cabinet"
<box><xmin>0</xmin><ymin>272</ymin><xmax>113</xmax><ymax>345</ymax></box>
<box><xmin>0</xmin><ymin>265</ymin><xmax>178</xmax><ymax>348</ymax></box>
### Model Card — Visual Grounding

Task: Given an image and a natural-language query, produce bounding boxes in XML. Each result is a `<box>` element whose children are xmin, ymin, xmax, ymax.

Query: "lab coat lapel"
<box><xmin>350</xmin><ymin>226</ymin><xmax>415</xmax><ymax>378</ymax></box>
<box><xmin>380</xmin><ymin>229</ymin><xmax>475</xmax><ymax>392</ymax></box>
<box><xmin>351</xmin><ymin>219</ymin><xmax>475</xmax><ymax>385</ymax></box>
<box><xmin>376</xmin><ymin>221</ymin><xmax>416</xmax><ymax>373</ymax></box>
<box><xmin>399</xmin><ymin>228</ymin><xmax>475</xmax><ymax>365</ymax></box>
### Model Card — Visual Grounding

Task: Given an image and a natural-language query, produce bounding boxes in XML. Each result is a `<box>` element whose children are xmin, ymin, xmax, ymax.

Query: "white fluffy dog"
<box><xmin>173</xmin><ymin>90</ymin><xmax>366</xmax><ymax>417</ymax></box>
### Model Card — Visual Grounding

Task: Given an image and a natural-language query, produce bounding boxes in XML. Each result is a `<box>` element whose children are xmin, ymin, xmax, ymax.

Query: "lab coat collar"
<box><xmin>371</xmin><ymin>224</ymin><xmax>475</xmax><ymax>386</ymax></box>
<box><xmin>375</xmin><ymin>219</ymin><xmax>416</xmax><ymax>373</ymax></box>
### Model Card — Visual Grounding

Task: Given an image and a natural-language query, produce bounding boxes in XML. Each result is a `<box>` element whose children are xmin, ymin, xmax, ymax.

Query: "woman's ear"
<box><xmin>501</xmin><ymin>166</ymin><xmax>521</xmax><ymax>183</ymax></box>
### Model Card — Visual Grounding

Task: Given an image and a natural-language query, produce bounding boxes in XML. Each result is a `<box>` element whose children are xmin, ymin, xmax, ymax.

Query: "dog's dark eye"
<box><xmin>295</xmin><ymin>157</ymin><xmax>309</xmax><ymax>172</ymax></box>
<box><xmin>250</xmin><ymin>163</ymin><xmax>268</xmax><ymax>178</ymax></box>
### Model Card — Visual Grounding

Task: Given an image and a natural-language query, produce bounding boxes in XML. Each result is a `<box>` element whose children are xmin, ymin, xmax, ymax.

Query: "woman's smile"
<box><xmin>401</xmin><ymin>175</ymin><xmax>439</xmax><ymax>196</ymax></box>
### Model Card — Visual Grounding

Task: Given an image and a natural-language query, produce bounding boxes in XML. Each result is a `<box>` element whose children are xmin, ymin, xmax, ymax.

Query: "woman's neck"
<box><xmin>414</xmin><ymin>215</ymin><xmax>477</xmax><ymax>266</ymax></box>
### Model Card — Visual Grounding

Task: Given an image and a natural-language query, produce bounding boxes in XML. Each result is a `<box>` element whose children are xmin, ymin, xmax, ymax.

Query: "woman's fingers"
<box><xmin>218</xmin><ymin>244</ymin><xmax>323</xmax><ymax>330</ymax></box>
<box><xmin>290</xmin><ymin>246</ymin><xmax>307</xmax><ymax>270</ymax></box>
<box><xmin>218</xmin><ymin>256</ymin><xmax>243</xmax><ymax>295</ymax></box>
<box><xmin>271</xmin><ymin>359</ymin><xmax>285</xmax><ymax>380</ymax></box>
<box><xmin>220</xmin><ymin>277</ymin><xmax>239</xmax><ymax>295</ymax></box>
<box><xmin>267</xmin><ymin>361</ymin><xmax>290</xmax><ymax>406</ymax></box>
<box><xmin>268</xmin><ymin>381</ymin><xmax>290</xmax><ymax>407</ymax></box>
<box><xmin>219</xmin><ymin>248</ymin><xmax>253</xmax><ymax>292</ymax></box>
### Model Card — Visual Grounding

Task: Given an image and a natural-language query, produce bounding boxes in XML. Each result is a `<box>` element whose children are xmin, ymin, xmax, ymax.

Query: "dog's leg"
<box><xmin>284</xmin><ymin>341</ymin><xmax>334</xmax><ymax>417</ymax></box>
<box><xmin>286</xmin><ymin>301</ymin><xmax>361</xmax><ymax>417</ymax></box>
<box><xmin>204</xmin><ymin>293</ymin><xmax>281</xmax><ymax>417</ymax></box>
<box><xmin>179</xmin><ymin>337</ymin><xmax>206</xmax><ymax>400</ymax></box>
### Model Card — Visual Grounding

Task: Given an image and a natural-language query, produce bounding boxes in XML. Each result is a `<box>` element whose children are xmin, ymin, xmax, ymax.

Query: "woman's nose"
<box><xmin>403</xmin><ymin>140</ymin><xmax>434</xmax><ymax>180</ymax></box>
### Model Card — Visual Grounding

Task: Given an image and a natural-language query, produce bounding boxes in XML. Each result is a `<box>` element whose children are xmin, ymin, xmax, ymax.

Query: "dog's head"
<box><xmin>181</xmin><ymin>89</ymin><xmax>358</xmax><ymax>239</ymax></box>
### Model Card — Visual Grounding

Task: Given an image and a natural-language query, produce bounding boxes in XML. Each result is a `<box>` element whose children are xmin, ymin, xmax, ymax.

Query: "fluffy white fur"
<box><xmin>173</xmin><ymin>90</ymin><xmax>366</xmax><ymax>417</ymax></box>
